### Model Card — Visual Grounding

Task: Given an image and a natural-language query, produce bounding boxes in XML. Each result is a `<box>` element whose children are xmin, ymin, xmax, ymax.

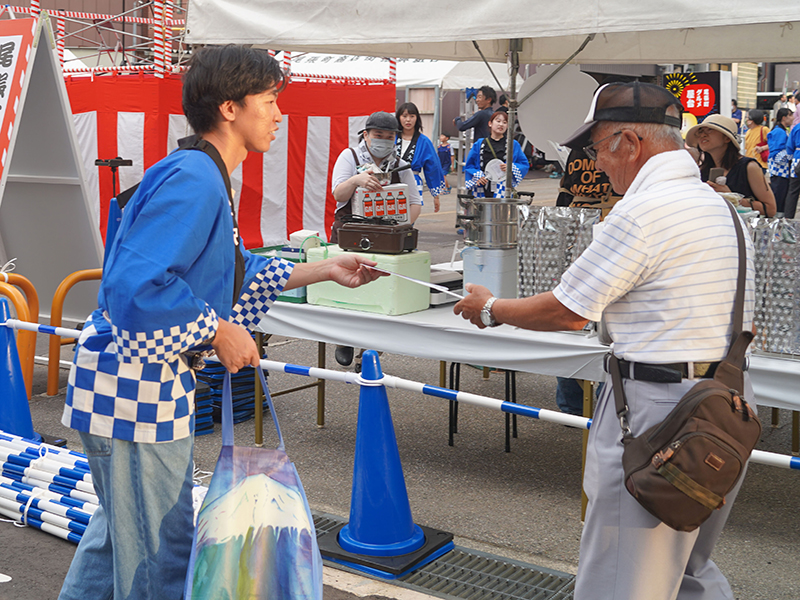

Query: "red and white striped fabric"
<box><xmin>65</xmin><ymin>74</ymin><xmax>395</xmax><ymax>248</ymax></box>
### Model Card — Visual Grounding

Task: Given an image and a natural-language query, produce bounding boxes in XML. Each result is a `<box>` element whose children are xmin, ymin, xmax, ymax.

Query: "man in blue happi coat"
<box><xmin>58</xmin><ymin>45</ymin><xmax>382</xmax><ymax>600</ymax></box>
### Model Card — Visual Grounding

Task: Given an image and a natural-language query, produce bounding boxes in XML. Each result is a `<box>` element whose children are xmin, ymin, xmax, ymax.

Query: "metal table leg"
<box><xmin>580</xmin><ymin>379</ymin><xmax>594</xmax><ymax>521</ymax></box>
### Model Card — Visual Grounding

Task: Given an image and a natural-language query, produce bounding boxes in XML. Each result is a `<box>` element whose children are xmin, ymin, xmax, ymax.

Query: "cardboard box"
<box><xmin>306</xmin><ymin>246</ymin><xmax>430</xmax><ymax>315</ymax></box>
<box><xmin>352</xmin><ymin>183</ymin><xmax>410</xmax><ymax>223</ymax></box>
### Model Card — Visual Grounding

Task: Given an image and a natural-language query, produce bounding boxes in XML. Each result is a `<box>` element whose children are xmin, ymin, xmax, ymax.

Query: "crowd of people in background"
<box><xmin>717</xmin><ymin>95</ymin><xmax>800</xmax><ymax>218</ymax></box>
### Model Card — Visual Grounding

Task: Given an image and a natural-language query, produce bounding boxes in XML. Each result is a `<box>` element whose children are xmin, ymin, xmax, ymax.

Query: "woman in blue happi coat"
<box><xmin>464</xmin><ymin>110</ymin><xmax>529</xmax><ymax>198</ymax></box>
<box><xmin>767</xmin><ymin>107</ymin><xmax>793</xmax><ymax>213</ymax></box>
<box><xmin>395</xmin><ymin>102</ymin><xmax>447</xmax><ymax>212</ymax></box>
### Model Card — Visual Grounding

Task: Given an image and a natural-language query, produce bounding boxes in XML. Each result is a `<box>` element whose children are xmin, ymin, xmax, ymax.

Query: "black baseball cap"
<box><xmin>563</xmin><ymin>82</ymin><xmax>684</xmax><ymax>149</ymax></box>
<box><xmin>359</xmin><ymin>111</ymin><xmax>401</xmax><ymax>134</ymax></box>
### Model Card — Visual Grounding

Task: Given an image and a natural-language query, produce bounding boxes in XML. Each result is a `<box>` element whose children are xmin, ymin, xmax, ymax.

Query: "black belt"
<box><xmin>604</xmin><ymin>356</ymin><xmax>724</xmax><ymax>384</ymax></box>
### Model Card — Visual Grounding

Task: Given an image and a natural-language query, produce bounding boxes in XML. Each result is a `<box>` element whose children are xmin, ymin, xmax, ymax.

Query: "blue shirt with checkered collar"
<box><xmin>62</xmin><ymin>149</ymin><xmax>293</xmax><ymax>443</ymax></box>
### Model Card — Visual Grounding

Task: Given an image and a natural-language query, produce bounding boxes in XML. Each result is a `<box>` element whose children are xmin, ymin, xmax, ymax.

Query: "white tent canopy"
<box><xmin>186</xmin><ymin>1</ymin><xmax>800</xmax><ymax>63</ymax></box>
<box><xmin>288</xmin><ymin>53</ymin><xmax>522</xmax><ymax>90</ymax></box>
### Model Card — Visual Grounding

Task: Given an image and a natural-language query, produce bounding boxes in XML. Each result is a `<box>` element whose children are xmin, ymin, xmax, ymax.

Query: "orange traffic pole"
<box><xmin>0</xmin><ymin>282</ymin><xmax>33</xmax><ymax>398</ymax></box>
<box><xmin>47</xmin><ymin>269</ymin><xmax>102</xmax><ymax>396</ymax></box>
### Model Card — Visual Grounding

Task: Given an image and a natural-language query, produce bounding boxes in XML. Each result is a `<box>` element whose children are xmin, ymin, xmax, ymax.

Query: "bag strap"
<box><xmin>221</xmin><ymin>368</ymin><xmax>285</xmax><ymax>451</ymax></box>
<box><xmin>182</xmin><ymin>137</ymin><xmax>246</xmax><ymax>307</ymax></box>
<box><xmin>611</xmin><ymin>199</ymin><xmax>748</xmax><ymax>437</ymax></box>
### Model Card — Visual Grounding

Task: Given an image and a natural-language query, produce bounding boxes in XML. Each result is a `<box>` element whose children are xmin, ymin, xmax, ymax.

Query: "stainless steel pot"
<box><xmin>457</xmin><ymin>194</ymin><xmax>533</xmax><ymax>248</ymax></box>
<box><xmin>462</xmin><ymin>219</ymin><xmax>518</xmax><ymax>248</ymax></box>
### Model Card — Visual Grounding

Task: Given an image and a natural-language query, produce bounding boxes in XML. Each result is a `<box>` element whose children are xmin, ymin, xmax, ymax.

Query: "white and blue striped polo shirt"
<box><xmin>554</xmin><ymin>149</ymin><xmax>755</xmax><ymax>363</ymax></box>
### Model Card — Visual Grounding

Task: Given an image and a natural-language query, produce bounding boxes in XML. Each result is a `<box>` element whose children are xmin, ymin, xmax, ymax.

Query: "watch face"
<box><xmin>480</xmin><ymin>310</ymin><xmax>492</xmax><ymax>327</ymax></box>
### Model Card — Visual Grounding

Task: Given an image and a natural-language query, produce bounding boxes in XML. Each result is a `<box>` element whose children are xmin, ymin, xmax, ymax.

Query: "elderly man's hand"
<box><xmin>453</xmin><ymin>283</ymin><xmax>494</xmax><ymax>328</ymax></box>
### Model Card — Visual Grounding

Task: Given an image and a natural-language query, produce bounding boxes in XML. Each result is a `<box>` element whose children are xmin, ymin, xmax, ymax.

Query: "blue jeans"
<box><xmin>556</xmin><ymin>377</ymin><xmax>585</xmax><ymax>415</ymax></box>
<box><xmin>556</xmin><ymin>377</ymin><xmax>604</xmax><ymax>416</ymax></box>
<box><xmin>58</xmin><ymin>431</ymin><xmax>195</xmax><ymax>600</ymax></box>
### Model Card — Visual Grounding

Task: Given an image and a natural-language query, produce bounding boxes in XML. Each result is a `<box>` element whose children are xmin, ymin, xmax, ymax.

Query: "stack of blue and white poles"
<box><xmin>0</xmin><ymin>430</ymin><xmax>97</xmax><ymax>544</ymax></box>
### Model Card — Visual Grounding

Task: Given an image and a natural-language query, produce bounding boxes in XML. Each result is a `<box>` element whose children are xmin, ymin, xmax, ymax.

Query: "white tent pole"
<box><xmin>505</xmin><ymin>39</ymin><xmax>521</xmax><ymax>198</ymax></box>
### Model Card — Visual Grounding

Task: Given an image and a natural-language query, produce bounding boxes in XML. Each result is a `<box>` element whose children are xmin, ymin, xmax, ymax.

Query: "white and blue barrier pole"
<box><xmin>0</xmin><ymin>432</ymin><xmax>91</xmax><ymax>471</ymax></box>
<box><xmin>3</xmin><ymin>318</ymin><xmax>798</xmax><ymax>472</ymax></box>
<box><xmin>204</xmin><ymin>355</ymin><xmax>800</xmax><ymax>472</ymax></box>
<box><xmin>0</xmin><ymin>447</ymin><xmax>92</xmax><ymax>485</ymax></box>
<box><xmin>0</xmin><ymin>430</ymin><xmax>99</xmax><ymax>545</ymax></box>
<box><xmin>1</xmin><ymin>476</ymin><xmax>97</xmax><ymax>514</ymax></box>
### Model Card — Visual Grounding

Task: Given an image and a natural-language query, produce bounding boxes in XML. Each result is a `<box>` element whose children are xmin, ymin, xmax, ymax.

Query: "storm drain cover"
<box><xmin>313</xmin><ymin>512</ymin><xmax>575</xmax><ymax>600</ymax></box>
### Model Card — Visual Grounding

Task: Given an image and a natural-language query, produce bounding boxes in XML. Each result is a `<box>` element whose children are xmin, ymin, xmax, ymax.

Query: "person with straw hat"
<box><xmin>686</xmin><ymin>114</ymin><xmax>776</xmax><ymax>217</ymax></box>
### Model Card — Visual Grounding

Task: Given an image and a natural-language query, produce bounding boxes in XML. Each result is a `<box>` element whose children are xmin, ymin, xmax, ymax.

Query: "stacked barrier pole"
<box><xmin>0</xmin><ymin>431</ymin><xmax>98</xmax><ymax>544</ymax></box>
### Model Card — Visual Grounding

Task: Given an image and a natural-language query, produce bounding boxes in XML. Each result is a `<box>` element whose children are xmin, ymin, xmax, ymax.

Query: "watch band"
<box><xmin>481</xmin><ymin>296</ymin><xmax>498</xmax><ymax>327</ymax></box>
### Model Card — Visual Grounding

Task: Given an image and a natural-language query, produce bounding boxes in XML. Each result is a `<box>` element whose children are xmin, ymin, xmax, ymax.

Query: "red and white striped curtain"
<box><xmin>65</xmin><ymin>74</ymin><xmax>395</xmax><ymax>248</ymax></box>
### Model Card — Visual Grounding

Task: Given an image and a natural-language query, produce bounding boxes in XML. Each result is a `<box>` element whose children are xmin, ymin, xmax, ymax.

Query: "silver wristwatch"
<box><xmin>480</xmin><ymin>296</ymin><xmax>499</xmax><ymax>327</ymax></box>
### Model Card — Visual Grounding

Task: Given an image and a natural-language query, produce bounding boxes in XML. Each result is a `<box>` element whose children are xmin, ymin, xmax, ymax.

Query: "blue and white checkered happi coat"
<box><xmin>768</xmin><ymin>150</ymin><xmax>791</xmax><ymax>178</ymax></box>
<box><xmin>463</xmin><ymin>138</ymin><xmax>529</xmax><ymax>199</ymax></box>
<box><xmin>62</xmin><ymin>150</ymin><xmax>293</xmax><ymax>443</ymax></box>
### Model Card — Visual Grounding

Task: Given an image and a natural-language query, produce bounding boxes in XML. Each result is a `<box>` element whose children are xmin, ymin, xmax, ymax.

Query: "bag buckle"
<box><xmin>619</xmin><ymin>411</ymin><xmax>632</xmax><ymax>437</ymax></box>
<box><xmin>186</xmin><ymin>349</ymin><xmax>214</xmax><ymax>371</ymax></box>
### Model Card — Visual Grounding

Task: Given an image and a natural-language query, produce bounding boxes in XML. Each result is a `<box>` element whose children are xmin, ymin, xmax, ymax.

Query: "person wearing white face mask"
<box><xmin>330</xmin><ymin>111</ymin><xmax>422</xmax><ymax>243</ymax></box>
<box><xmin>329</xmin><ymin>111</ymin><xmax>423</xmax><ymax>367</ymax></box>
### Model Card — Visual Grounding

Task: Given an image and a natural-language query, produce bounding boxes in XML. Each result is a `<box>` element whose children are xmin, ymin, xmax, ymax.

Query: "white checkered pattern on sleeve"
<box><xmin>230</xmin><ymin>258</ymin><xmax>294</xmax><ymax>329</ymax></box>
<box><xmin>465</xmin><ymin>164</ymin><xmax>522</xmax><ymax>199</ymax></box>
<box><xmin>768</xmin><ymin>150</ymin><xmax>790</xmax><ymax>178</ymax></box>
<box><xmin>465</xmin><ymin>169</ymin><xmax>488</xmax><ymax>198</ymax></box>
<box><xmin>112</xmin><ymin>307</ymin><xmax>218</xmax><ymax>364</ymax></box>
<box><xmin>791</xmin><ymin>157</ymin><xmax>800</xmax><ymax>178</ymax></box>
<box><xmin>62</xmin><ymin>317</ymin><xmax>196</xmax><ymax>443</ymax></box>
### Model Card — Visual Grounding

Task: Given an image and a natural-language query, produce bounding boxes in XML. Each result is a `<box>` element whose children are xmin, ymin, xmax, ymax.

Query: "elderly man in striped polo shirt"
<box><xmin>455</xmin><ymin>82</ymin><xmax>756</xmax><ymax>600</ymax></box>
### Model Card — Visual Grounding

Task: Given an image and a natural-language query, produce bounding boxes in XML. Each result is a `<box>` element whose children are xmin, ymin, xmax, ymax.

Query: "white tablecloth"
<box><xmin>256</xmin><ymin>303</ymin><xmax>800</xmax><ymax>411</ymax></box>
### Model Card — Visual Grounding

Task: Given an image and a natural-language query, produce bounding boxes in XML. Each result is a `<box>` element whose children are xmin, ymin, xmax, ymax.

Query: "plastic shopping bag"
<box><xmin>185</xmin><ymin>367</ymin><xmax>323</xmax><ymax>599</ymax></box>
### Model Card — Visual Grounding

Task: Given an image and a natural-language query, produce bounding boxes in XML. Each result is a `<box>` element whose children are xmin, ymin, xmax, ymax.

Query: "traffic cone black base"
<box><xmin>317</xmin><ymin>523</ymin><xmax>454</xmax><ymax>578</ymax></box>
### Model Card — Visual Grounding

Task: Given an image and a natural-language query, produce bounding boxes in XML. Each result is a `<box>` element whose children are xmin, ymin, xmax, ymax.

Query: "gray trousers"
<box><xmin>574</xmin><ymin>374</ymin><xmax>755</xmax><ymax>600</ymax></box>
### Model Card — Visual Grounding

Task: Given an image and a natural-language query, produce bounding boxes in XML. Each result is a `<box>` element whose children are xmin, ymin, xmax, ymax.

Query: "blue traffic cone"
<box><xmin>338</xmin><ymin>350</ymin><xmax>425</xmax><ymax>556</ymax></box>
<box><xmin>0</xmin><ymin>298</ymin><xmax>39</xmax><ymax>440</ymax></box>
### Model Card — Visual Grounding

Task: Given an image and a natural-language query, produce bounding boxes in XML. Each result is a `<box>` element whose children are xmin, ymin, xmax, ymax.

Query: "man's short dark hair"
<box><xmin>479</xmin><ymin>85</ymin><xmax>497</xmax><ymax>105</ymax></box>
<box><xmin>183</xmin><ymin>45</ymin><xmax>285</xmax><ymax>135</ymax></box>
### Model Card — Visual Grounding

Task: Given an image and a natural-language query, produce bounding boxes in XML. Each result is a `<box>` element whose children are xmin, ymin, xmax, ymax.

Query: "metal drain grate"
<box><xmin>313</xmin><ymin>512</ymin><xmax>575</xmax><ymax>600</ymax></box>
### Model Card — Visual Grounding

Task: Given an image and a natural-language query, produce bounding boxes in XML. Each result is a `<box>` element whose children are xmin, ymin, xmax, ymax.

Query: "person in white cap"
<box><xmin>454</xmin><ymin>81</ymin><xmax>756</xmax><ymax>600</ymax></box>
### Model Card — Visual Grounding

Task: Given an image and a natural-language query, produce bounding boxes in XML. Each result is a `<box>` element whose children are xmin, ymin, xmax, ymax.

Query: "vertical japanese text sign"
<box><xmin>0</xmin><ymin>19</ymin><xmax>34</xmax><ymax>182</ymax></box>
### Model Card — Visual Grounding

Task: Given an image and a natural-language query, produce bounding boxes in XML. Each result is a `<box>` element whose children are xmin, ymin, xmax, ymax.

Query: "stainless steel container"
<box><xmin>458</xmin><ymin>195</ymin><xmax>531</xmax><ymax>249</ymax></box>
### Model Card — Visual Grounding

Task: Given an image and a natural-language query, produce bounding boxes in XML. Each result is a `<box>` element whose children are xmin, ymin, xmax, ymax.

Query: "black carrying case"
<box><xmin>337</xmin><ymin>216</ymin><xmax>418</xmax><ymax>254</ymax></box>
